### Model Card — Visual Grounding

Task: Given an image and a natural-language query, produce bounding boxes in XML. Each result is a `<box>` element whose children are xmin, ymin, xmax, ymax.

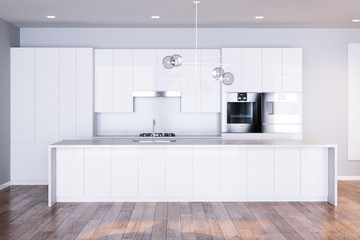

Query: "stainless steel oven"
<box><xmin>262</xmin><ymin>93</ymin><xmax>302</xmax><ymax>133</ymax></box>
<box><xmin>222</xmin><ymin>92</ymin><xmax>262</xmax><ymax>133</ymax></box>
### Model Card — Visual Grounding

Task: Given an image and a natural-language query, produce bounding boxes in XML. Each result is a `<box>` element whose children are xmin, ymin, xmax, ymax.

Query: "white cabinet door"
<box><xmin>283</xmin><ymin>48</ymin><xmax>302</xmax><ymax>92</ymax></box>
<box><xmin>242</xmin><ymin>48</ymin><xmax>262</xmax><ymax>92</ymax></box>
<box><xmin>220</xmin><ymin>148</ymin><xmax>247</xmax><ymax>197</ymax></box>
<box><xmin>59</xmin><ymin>72</ymin><xmax>76</xmax><ymax>139</ymax></box>
<box><xmin>76</xmin><ymin>71</ymin><xmax>93</xmax><ymax>137</ymax></box>
<box><xmin>84</xmin><ymin>149</ymin><xmax>111</xmax><ymax>197</ymax></box>
<box><xmin>166</xmin><ymin>148</ymin><xmax>193</xmax><ymax>197</ymax></box>
<box><xmin>274</xmin><ymin>148</ymin><xmax>301</xmax><ymax>196</ymax></box>
<box><xmin>221</xmin><ymin>48</ymin><xmax>242</xmax><ymax>92</ymax></box>
<box><xmin>138</xmin><ymin>148</ymin><xmax>166</xmax><ymax>197</ymax></box>
<box><xmin>11</xmin><ymin>48</ymin><xmax>34</xmax><ymax>72</ymax></box>
<box><xmin>35</xmin><ymin>48</ymin><xmax>59</xmax><ymax>72</ymax></box>
<box><xmin>95</xmin><ymin>49</ymin><xmax>113</xmax><ymax>82</ymax></box>
<box><xmin>181</xmin><ymin>49</ymin><xmax>200</xmax><ymax>112</ymax></box>
<box><xmin>301</xmin><ymin>148</ymin><xmax>328</xmax><ymax>197</ymax></box>
<box><xmin>59</xmin><ymin>48</ymin><xmax>76</xmax><ymax>72</ymax></box>
<box><xmin>10</xmin><ymin>72</ymin><xmax>35</xmax><ymax>142</ymax></box>
<box><xmin>76</xmin><ymin>48</ymin><xmax>93</xmax><ymax>72</ymax></box>
<box><xmin>111</xmin><ymin>148</ymin><xmax>138</xmax><ymax>197</ymax></box>
<box><xmin>95</xmin><ymin>82</ymin><xmax>113</xmax><ymax>112</ymax></box>
<box><xmin>157</xmin><ymin>49</ymin><xmax>182</xmax><ymax>91</ymax></box>
<box><xmin>11</xmin><ymin>142</ymin><xmax>50</xmax><ymax>184</ymax></box>
<box><xmin>200</xmin><ymin>50</ymin><xmax>220</xmax><ymax>113</ymax></box>
<box><xmin>133</xmin><ymin>49</ymin><xmax>156</xmax><ymax>91</ymax></box>
<box><xmin>35</xmin><ymin>72</ymin><xmax>59</xmax><ymax>142</ymax></box>
<box><xmin>57</xmin><ymin>148</ymin><xmax>84</xmax><ymax>197</ymax></box>
<box><xmin>113</xmin><ymin>49</ymin><xmax>133</xmax><ymax>112</ymax></box>
<box><xmin>248</xmin><ymin>148</ymin><xmax>274</xmax><ymax>196</ymax></box>
<box><xmin>193</xmin><ymin>148</ymin><xmax>220</xmax><ymax>197</ymax></box>
<box><xmin>262</xmin><ymin>48</ymin><xmax>282</xmax><ymax>92</ymax></box>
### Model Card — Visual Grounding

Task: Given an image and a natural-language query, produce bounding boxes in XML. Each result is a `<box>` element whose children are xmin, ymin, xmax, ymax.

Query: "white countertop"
<box><xmin>50</xmin><ymin>138</ymin><xmax>336</xmax><ymax>148</ymax></box>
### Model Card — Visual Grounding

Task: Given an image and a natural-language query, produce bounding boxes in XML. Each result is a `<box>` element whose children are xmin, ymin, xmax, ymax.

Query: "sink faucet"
<box><xmin>152</xmin><ymin>119</ymin><xmax>156</xmax><ymax>142</ymax></box>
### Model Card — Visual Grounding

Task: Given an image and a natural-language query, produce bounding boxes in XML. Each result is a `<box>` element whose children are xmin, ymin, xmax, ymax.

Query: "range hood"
<box><xmin>132</xmin><ymin>91</ymin><xmax>181</xmax><ymax>97</ymax></box>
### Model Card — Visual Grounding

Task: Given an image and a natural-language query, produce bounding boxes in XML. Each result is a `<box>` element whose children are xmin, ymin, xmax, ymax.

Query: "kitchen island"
<box><xmin>48</xmin><ymin>139</ymin><xmax>337</xmax><ymax>206</ymax></box>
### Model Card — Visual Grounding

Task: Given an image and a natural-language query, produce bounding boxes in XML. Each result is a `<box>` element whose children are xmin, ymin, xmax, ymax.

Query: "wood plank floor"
<box><xmin>0</xmin><ymin>181</ymin><xmax>360</xmax><ymax>239</ymax></box>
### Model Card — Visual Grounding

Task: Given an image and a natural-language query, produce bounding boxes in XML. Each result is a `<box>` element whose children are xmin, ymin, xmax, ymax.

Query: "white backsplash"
<box><xmin>95</xmin><ymin>97</ymin><xmax>220</xmax><ymax>136</ymax></box>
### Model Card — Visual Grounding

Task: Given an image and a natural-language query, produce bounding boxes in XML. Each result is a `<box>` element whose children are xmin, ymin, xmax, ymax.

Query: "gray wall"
<box><xmin>20</xmin><ymin>28</ymin><xmax>360</xmax><ymax>176</ymax></box>
<box><xmin>0</xmin><ymin>18</ymin><xmax>19</xmax><ymax>185</ymax></box>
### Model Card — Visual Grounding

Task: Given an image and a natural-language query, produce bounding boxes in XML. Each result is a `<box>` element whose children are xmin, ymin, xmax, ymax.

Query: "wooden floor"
<box><xmin>0</xmin><ymin>181</ymin><xmax>360</xmax><ymax>240</ymax></box>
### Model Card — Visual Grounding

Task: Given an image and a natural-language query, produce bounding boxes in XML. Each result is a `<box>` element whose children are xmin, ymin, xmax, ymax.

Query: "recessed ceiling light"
<box><xmin>255</xmin><ymin>16</ymin><xmax>264</xmax><ymax>19</ymax></box>
<box><xmin>151</xmin><ymin>16</ymin><xmax>160</xmax><ymax>19</ymax></box>
<box><xmin>46</xmin><ymin>16</ymin><xmax>56</xmax><ymax>19</ymax></box>
<box><xmin>352</xmin><ymin>19</ymin><xmax>360</xmax><ymax>22</ymax></box>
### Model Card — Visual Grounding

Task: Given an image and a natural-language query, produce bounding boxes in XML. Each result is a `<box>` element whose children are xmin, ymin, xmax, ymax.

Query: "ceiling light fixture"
<box><xmin>46</xmin><ymin>16</ymin><xmax>56</xmax><ymax>19</ymax></box>
<box><xmin>151</xmin><ymin>16</ymin><xmax>160</xmax><ymax>19</ymax></box>
<box><xmin>255</xmin><ymin>16</ymin><xmax>264</xmax><ymax>19</ymax></box>
<box><xmin>352</xmin><ymin>19</ymin><xmax>360</xmax><ymax>23</ymax></box>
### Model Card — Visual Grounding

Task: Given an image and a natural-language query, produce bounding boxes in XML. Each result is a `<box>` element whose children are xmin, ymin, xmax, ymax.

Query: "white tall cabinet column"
<box><xmin>11</xmin><ymin>48</ymin><xmax>93</xmax><ymax>184</ymax></box>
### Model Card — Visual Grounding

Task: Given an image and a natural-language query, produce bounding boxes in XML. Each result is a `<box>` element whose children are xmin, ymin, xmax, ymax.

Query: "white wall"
<box><xmin>0</xmin><ymin>18</ymin><xmax>19</xmax><ymax>186</ymax></box>
<box><xmin>20</xmin><ymin>27</ymin><xmax>360</xmax><ymax>176</ymax></box>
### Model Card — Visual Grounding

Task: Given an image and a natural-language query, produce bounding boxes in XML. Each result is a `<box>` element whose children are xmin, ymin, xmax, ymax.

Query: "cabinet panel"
<box><xmin>166</xmin><ymin>148</ymin><xmax>193</xmax><ymax>197</ymax></box>
<box><xmin>262</xmin><ymin>48</ymin><xmax>282</xmax><ymax>92</ymax></box>
<box><xmin>113</xmin><ymin>81</ymin><xmax>133</xmax><ymax>112</ymax></box>
<box><xmin>111</xmin><ymin>148</ymin><xmax>138</xmax><ymax>197</ymax></box>
<box><xmin>248</xmin><ymin>148</ymin><xmax>274</xmax><ymax>196</ymax></box>
<box><xmin>76</xmin><ymin>71</ymin><xmax>93</xmax><ymax>137</ymax></box>
<box><xmin>59</xmin><ymin>48</ymin><xmax>76</xmax><ymax>72</ymax></box>
<box><xmin>95</xmin><ymin>49</ymin><xmax>113</xmax><ymax>82</ymax></box>
<box><xmin>193</xmin><ymin>148</ymin><xmax>220</xmax><ymax>197</ymax></box>
<box><xmin>84</xmin><ymin>149</ymin><xmax>111</xmax><ymax>197</ymax></box>
<box><xmin>138</xmin><ymin>148</ymin><xmax>166</xmax><ymax>197</ymax></box>
<box><xmin>133</xmin><ymin>49</ymin><xmax>156</xmax><ymax>91</ymax></box>
<box><xmin>274</xmin><ymin>148</ymin><xmax>301</xmax><ymax>196</ymax></box>
<box><xmin>220</xmin><ymin>148</ymin><xmax>247</xmax><ymax>196</ymax></box>
<box><xmin>35</xmin><ymin>48</ymin><xmax>59</xmax><ymax>72</ymax></box>
<box><xmin>242</xmin><ymin>48</ymin><xmax>262</xmax><ymax>92</ymax></box>
<box><xmin>57</xmin><ymin>149</ymin><xmax>84</xmax><ymax>197</ymax></box>
<box><xmin>95</xmin><ymin>82</ymin><xmax>113</xmax><ymax>112</ymax></box>
<box><xmin>157</xmin><ymin>49</ymin><xmax>182</xmax><ymax>91</ymax></box>
<box><xmin>11</xmin><ymin>142</ymin><xmax>50</xmax><ymax>184</ymax></box>
<box><xmin>11</xmin><ymin>48</ymin><xmax>34</xmax><ymax>72</ymax></box>
<box><xmin>283</xmin><ymin>48</ymin><xmax>302</xmax><ymax>92</ymax></box>
<box><xmin>76</xmin><ymin>48</ymin><xmax>93</xmax><ymax>72</ymax></box>
<box><xmin>11</xmin><ymin>72</ymin><xmax>35</xmax><ymax>142</ymax></box>
<box><xmin>301</xmin><ymin>148</ymin><xmax>328</xmax><ymax>197</ymax></box>
<box><xmin>221</xmin><ymin>48</ymin><xmax>242</xmax><ymax>92</ymax></box>
<box><xmin>59</xmin><ymin>72</ymin><xmax>76</xmax><ymax>138</ymax></box>
<box><xmin>35</xmin><ymin>72</ymin><xmax>59</xmax><ymax>142</ymax></box>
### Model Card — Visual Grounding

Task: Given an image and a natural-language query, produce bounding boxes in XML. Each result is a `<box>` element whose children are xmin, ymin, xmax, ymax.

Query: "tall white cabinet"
<box><xmin>11</xmin><ymin>48</ymin><xmax>93</xmax><ymax>184</ymax></box>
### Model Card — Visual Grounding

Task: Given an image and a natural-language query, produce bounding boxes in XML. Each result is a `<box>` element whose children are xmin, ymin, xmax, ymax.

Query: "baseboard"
<box><xmin>11</xmin><ymin>181</ymin><xmax>48</xmax><ymax>185</ymax></box>
<box><xmin>338</xmin><ymin>176</ymin><xmax>360</xmax><ymax>180</ymax></box>
<box><xmin>0</xmin><ymin>181</ymin><xmax>11</xmax><ymax>191</ymax></box>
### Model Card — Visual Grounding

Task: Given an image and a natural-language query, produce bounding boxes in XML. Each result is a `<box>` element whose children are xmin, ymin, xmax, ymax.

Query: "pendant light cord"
<box><xmin>195</xmin><ymin>1</ymin><xmax>199</xmax><ymax>81</ymax></box>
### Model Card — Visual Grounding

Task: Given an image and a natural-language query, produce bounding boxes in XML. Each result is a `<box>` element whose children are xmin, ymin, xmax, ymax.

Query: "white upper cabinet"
<box><xmin>262</xmin><ymin>48</ymin><xmax>283</xmax><ymax>92</ymax></box>
<box><xmin>242</xmin><ymin>48</ymin><xmax>262</xmax><ymax>92</ymax></box>
<box><xmin>200</xmin><ymin>49</ymin><xmax>221</xmax><ymax>113</ymax></box>
<box><xmin>35</xmin><ymin>48</ymin><xmax>60</xmax><ymax>72</ymax></box>
<box><xmin>11</xmin><ymin>48</ymin><xmax>34</xmax><ymax>72</ymax></box>
<box><xmin>59</xmin><ymin>48</ymin><xmax>76</xmax><ymax>72</ymax></box>
<box><xmin>221</xmin><ymin>48</ymin><xmax>242</xmax><ymax>92</ymax></box>
<box><xmin>133</xmin><ymin>49</ymin><xmax>157</xmax><ymax>91</ymax></box>
<box><xmin>282</xmin><ymin>48</ymin><xmax>302</xmax><ymax>92</ymax></box>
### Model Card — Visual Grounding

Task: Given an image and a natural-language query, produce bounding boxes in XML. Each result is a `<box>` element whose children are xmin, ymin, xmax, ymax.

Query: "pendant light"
<box><xmin>162</xmin><ymin>0</ymin><xmax>234</xmax><ymax>86</ymax></box>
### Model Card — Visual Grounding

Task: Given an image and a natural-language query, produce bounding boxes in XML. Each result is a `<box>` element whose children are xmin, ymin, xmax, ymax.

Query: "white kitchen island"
<box><xmin>48</xmin><ymin>139</ymin><xmax>337</xmax><ymax>207</ymax></box>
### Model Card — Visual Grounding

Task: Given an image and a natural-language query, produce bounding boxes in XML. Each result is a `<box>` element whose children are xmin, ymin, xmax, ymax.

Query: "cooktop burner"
<box><xmin>139</xmin><ymin>133</ymin><xmax>176</xmax><ymax>137</ymax></box>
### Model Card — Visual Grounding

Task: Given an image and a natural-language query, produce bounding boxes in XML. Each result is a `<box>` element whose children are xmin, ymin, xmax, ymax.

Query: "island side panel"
<box><xmin>328</xmin><ymin>146</ymin><xmax>338</xmax><ymax>206</ymax></box>
<box><xmin>48</xmin><ymin>147</ymin><xmax>57</xmax><ymax>207</ymax></box>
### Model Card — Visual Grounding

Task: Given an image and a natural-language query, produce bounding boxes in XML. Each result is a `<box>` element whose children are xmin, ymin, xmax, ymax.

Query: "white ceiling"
<box><xmin>1</xmin><ymin>0</ymin><xmax>360</xmax><ymax>28</ymax></box>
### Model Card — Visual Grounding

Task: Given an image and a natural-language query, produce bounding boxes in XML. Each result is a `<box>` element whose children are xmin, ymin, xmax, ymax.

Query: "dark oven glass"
<box><xmin>227</xmin><ymin>102</ymin><xmax>259</xmax><ymax>124</ymax></box>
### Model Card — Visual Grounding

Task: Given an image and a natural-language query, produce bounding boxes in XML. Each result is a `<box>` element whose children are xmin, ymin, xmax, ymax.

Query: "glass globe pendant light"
<box><xmin>162</xmin><ymin>54</ymin><xmax>183</xmax><ymax>69</ymax></box>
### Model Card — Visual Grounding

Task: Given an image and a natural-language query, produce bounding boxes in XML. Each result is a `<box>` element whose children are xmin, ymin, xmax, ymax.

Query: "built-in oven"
<box><xmin>222</xmin><ymin>92</ymin><xmax>262</xmax><ymax>133</ymax></box>
<box><xmin>262</xmin><ymin>93</ymin><xmax>302</xmax><ymax>133</ymax></box>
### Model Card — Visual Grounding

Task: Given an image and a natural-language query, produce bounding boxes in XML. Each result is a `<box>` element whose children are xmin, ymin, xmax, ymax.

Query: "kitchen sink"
<box><xmin>132</xmin><ymin>139</ymin><xmax>177</xmax><ymax>143</ymax></box>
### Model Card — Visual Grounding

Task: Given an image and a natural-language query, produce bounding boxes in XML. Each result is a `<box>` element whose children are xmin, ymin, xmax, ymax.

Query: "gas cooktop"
<box><xmin>139</xmin><ymin>133</ymin><xmax>176</xmax><ymax>137</ymax></box>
